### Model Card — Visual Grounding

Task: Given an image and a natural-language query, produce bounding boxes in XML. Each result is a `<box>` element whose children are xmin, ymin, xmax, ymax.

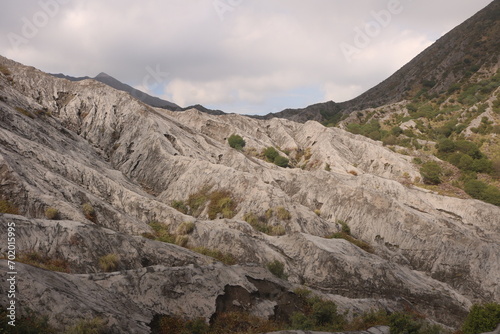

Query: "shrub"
<box><xmin>263</xmin><ymin>147</ymin><xmax>279</xmax><ymax>162</ymax></box>
<box><xmin>228</xmin><ymin>134</ymin><xmax>246</xmax><ymax>150</ymax></box>
<box><xmin>275</xmin><ymin>206</ymin><xmax>291</xmax><ymax>220</ymax></box>
<box><xmin>65</xmin><ymin>317</ymin><xmax>108</xmax><ymax>334</ymax></box>
<box><xmin>174</xmin><ymin>235</ymin><xmax>189</xmax><ymax>247</ymax></box>
<box><xmin>0</xmin><ymin>200</ymin><xmax>19</xmax><ymax>214</ymax></box>
<box><xmin>176</xmin><ymin>221</ymin><xmax>195</xmax><ymax>235</ymax></box>
<box><xmin>454</xmin><ymin>140</ymin><xmax>482</xmax><ymax>159</ymax></box>
<box><xmin>207</xmin><ymin>190</ymin><xmax>237</xmax><ymax>219</ymax></box>
<box><xmin>290</xmin><ymin>312</ymin><xmax>315</xmax><ymax>330</ymax></box>
<box><xmin>329</xmin><ymin>232</ymin><xmax>374</xmax><ymax>253</ymax></box>
<box><xmin>338</xmin><ymin>220</ymin><xmax>350</xmax><ymax>234</ymax></box>
<box><xmin>311</xmin><ymin>298</ymin><xmax>341</xmax><ymax>327</ymax></box>
<box><xmin>274</xmin><ymin>155</ymin><xmax>289</xmax><ymax>168</ymax></box>
<box><xmin>420</xmin><ymin>161</ymin><xmax>442</xmax><ymax>185</ymax></box>
<box><xmin>82</xmin><ymin>203</ymin><xmax>96</xmax><ymax>222</ymax></box>
<box><xmin>98</xmin><ymin>253</ymin><xmax>120</xmax><ymax>272</ymax></box>
<box><xmin>186</xmin><ymin>187</ymin><xmax>211</xmax><ymax>217</ymax></box>
<box><xmin>146</xmin><ymin>221</ymin><xmax>176</xmax><ymax>244</ymax></box>
<box><xmin>391</xmin><ymin>126</ymin><xmax>404</xmax><ymax>136</ymax></box>
<box><xmin>45</xmin><ymin>207</ymin><xmax>60</xmax><ymax>220</ymax></box>
<box><xmin>244</xmin><ymin>212</ymin><xmax>285</xmax><ymax>236</ymax></box>
<box><xmin>291</xmin><ymin>294</ymin><xmax>346</xmax><ymax>331</ymax></box>
<box><xmin>437</xmin><ymin>138</ymin><xmax>455</xmax><ymax>153</ymax></box>
<box><xmin>266</xmin><ymin>259</ymin><xmax>287</xmax><ymax>279</ymax></box>
<box><xmin>389</xmin><ymin>313</ymin><xmax>422</xmax><ymax>334</ymax></box>
<box><xmin>271</xmin><ymin>225</ymin><xmax>286</xmax><ymax>236</ymax></box>
<box><xmin>464</xmin><ymin>180</ymin><xmax>500</xmax><ymax>206</ymax></box>
<box><xmin>461</xmin><ymin>303</ymin><xmax>500</xmax><ymax>334</ymax></box>
<box><xmin>458</xmin><ymin>154</ymin><xmax>474</xmax><ymax>171</ymax></box>
<box><xmin>17</xmin><ymin>252</ymin><xmax>71</xmax><ymax>273</ymax></box>
<box><xmin>192</xmin><ymin>247</ymin><xmax>236</xmax><ymax>265</ymax></box>
<box><xmin>471</xmin><ymin>158</ymin><xmax>493</xmax><ymax>174</ymax></box>
<box><xmin>171</xmin><ymin>200</ymin><xmax>188</xmax><ymax>214</ymax></box>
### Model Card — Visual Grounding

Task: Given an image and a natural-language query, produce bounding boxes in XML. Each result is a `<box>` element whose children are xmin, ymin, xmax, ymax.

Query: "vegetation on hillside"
<box><xmin>339</xmin><ymin>69</ymin><xmax>500</xmax><ymax>206</ymax></box>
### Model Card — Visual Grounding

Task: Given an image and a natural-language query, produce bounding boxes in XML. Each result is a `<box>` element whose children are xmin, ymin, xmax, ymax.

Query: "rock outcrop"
<box><xmin>0</xmin><ymin>55</ymin><xmax>499</xmax><ymax>331</ymax></box>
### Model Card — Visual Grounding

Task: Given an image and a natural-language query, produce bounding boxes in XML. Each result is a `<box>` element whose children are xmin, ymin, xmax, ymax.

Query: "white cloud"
<box><xmin>0</xmin><ymin>0</ymin><xmax>493</xmax><ymax>114</ymax></box>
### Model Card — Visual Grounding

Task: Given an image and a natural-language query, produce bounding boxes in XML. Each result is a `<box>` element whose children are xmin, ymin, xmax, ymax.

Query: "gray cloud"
<box><xmin>0</xmin><ymin>0</ymin><xmax>492</xmax><ymax>114</ymax></box>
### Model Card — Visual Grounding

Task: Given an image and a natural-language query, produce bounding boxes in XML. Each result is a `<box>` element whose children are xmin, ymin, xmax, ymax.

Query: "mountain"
<box><xmin>268</xmin><ymin>0</ymin><xmax>500</xmax><ymax>123</ymax></box>
<box><xmin>52</xmin><ymin>71</ymin><xmax>181</xmax><ymax>110</ymax></box>
<box><xmin>1</xmin><ymin>51</ymin><xmax>500</xmax><ymax>333</ymax></box>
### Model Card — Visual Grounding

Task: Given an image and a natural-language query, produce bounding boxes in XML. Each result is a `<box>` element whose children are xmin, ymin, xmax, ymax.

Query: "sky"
<box><xmin>0</xmin><ymin>0</ymin><xmax>493</xmax><ymax>115</ymax></box>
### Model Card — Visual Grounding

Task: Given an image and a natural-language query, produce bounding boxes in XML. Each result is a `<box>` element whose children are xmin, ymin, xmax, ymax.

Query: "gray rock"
<box><xmin>0</xmin><ymin>55</ymin><xmax>499</xmax><ymax>330</ymax></box>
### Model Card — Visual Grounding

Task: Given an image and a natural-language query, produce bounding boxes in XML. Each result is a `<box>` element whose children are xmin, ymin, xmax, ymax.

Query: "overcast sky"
<box><xmin>0</xmin><ymin>0</ymin><xmax>493</xmax><ymax>115</ymax></box>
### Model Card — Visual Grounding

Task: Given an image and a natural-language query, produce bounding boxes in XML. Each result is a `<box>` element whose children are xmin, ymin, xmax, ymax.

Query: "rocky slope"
<box><xmin>0</xmin><ymin>56</ymin><xmax>499</xmax><ymax>332</ymax></box>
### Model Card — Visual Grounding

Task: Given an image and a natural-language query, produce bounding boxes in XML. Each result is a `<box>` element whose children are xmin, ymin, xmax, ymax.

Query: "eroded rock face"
<box><xmin>0</xmin><ymin>56</ymin><xmax>499</xmax><ymax>330</ymax></box>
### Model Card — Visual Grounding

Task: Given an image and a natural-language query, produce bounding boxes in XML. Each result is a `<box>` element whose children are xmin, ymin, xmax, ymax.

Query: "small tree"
<box><xmin>266</xmin><ymin>260</ymin><xmax>287</xmax><ymax>279</ymax></box>
<box><xmin>228</xmin><ymin>134</ymin><xmax>245</xmax><ymax>150</ymax></box>
<box><xmin>420</xmin><ymin>161</ymin><xmax>442</xmax><ymax>185</ymax></box>
<box><xmin>461</xmin><ymin>303</ymin><xmax>500</xmax><ymax>334</ymax></box>
<box><xmin>263</xmin><ymin>147</ymin><xmax>279</xmax><ymax>162</ymax></box>
<box><xmin>274</xmin><ymin>155</ymin><xmax>289</xmax><ymax>168</ymax></box>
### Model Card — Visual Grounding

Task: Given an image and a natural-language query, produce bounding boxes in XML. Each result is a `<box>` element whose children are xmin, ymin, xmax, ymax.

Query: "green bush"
<box><xmin>311</xmin><ymin>298</ymin><xmax>340</xmax><ymax>326</ymax></box>
<box><xmin>144</xmin><ymin>221</ymin><xmax>176</xmax><ymax>244</ymax></box>
<box><xmin>389</xmin><ymin>313</ymin><xmax>422</xmax><ymax>334</ymax></box>
<box><xmin>0</xmin><ymin>200</ymin><xmax>19</xmax><ymax>214</ymax></box>
<box><xmin>461</xmin><ymin>303</ymin><xmax>500</xmax><ymax>334</ymax></box>
<box><xmin>45</xmin><ymin>207</ymin><xmax>60</xmax><ymax>220</ymax></box>
<box><xmin>274</xmin><ymin>155</ymin><xmax>289</xmax><ymax>168</ymax></box>
<box><xmin>437</xmin><ymin>138</ymin><xmax>455</xmax><ymax>153</ymax></box>
<box><xmin>228</xmin><ymin>134</ymin><xmax>246</xmax><ymax>150</ymax></box>
<box><xmin>244</xmin><ymin>212</ymin><xmax>285</xmax><ymax>236</ymax></box>
<box><xmin>420</xmin><ymin>161</ymin><xmax>442</xmax><ymax>185</ymax></box>
<box><xmin>98</xmin><ymin>253</ymin><xmax>120</xmax><ymax>272</ymax></box>
<box><xmin>266</xmin><ymin>260</ymin><xmax>287</xmax><ymax>279</ymax></box>
<box><xmin>464</xmin><ymin>180</ymin><xmax>500</xmax><ymax>206</ymax></box>
<box><xmin>275</xmin><ymin>206</ymin><xmax>291</xmax><ymax>220</ymax></box>
<box><xmin>263</xmin><ymin>146</ymin><xmax>280</xmax><ymax>162</ymax></box>
<box><xmin>171</xmin><ymin>200</ymin><xmax>188</xmax><ymax>214</ymax></box>
<box><xmin>207</xmin><ymin>190</ymin><xmax>236</xmax><ymax>219</ymax></box>
<box><xmin>338</xmin><ymin>220</ymin><xmax>350</xmax><ymax>234</ymax></box>
<box><xmin>290</xmin><ymin>312</ymin><xmax>315</xmax><ymax>330</ymax></box>
<box><xmin>186</xmin><ymin>187</ymin><xmax>211</xmax><ymax>217</ymax></box>
<box><xmin>82</xmin><ymin>203</ymin><xmax>96</xmax><ymax>222</ymax></box>
<box><xmin>17</xmin><ymin>252</ymin><xmax>71</xmax><ymax>273</ymax></box>
<box><xmin>192</xmin><ymin>247</ymin><xmax>236</xmax><ymax>265</ymax></box>
<box><xmin>290</xmin><ymin>295</ymin><xmax>346</xmax><ymax>331</ymax></box>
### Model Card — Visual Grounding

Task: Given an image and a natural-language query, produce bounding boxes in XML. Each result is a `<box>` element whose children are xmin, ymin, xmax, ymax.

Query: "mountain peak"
<box><xmin>95</xmin><ymin>72</ymin><xmax>113</xmax><ymax>79</ymax></box>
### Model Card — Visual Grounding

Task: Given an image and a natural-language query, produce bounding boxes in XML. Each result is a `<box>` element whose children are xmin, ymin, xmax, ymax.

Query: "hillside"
<box><xmin>264</xmin><ymin>0</ymin><xmax>500</xmax><ymax>209</ymax></box>
<box><xmin>267</xmin><ymin>0</ymin><xmax>500</xmax><ymax>123</ymax></box>
<box><xmin>1</xmin><ymin>53</ymin><xmax>499</xmax><ymax>333</ymax></box>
